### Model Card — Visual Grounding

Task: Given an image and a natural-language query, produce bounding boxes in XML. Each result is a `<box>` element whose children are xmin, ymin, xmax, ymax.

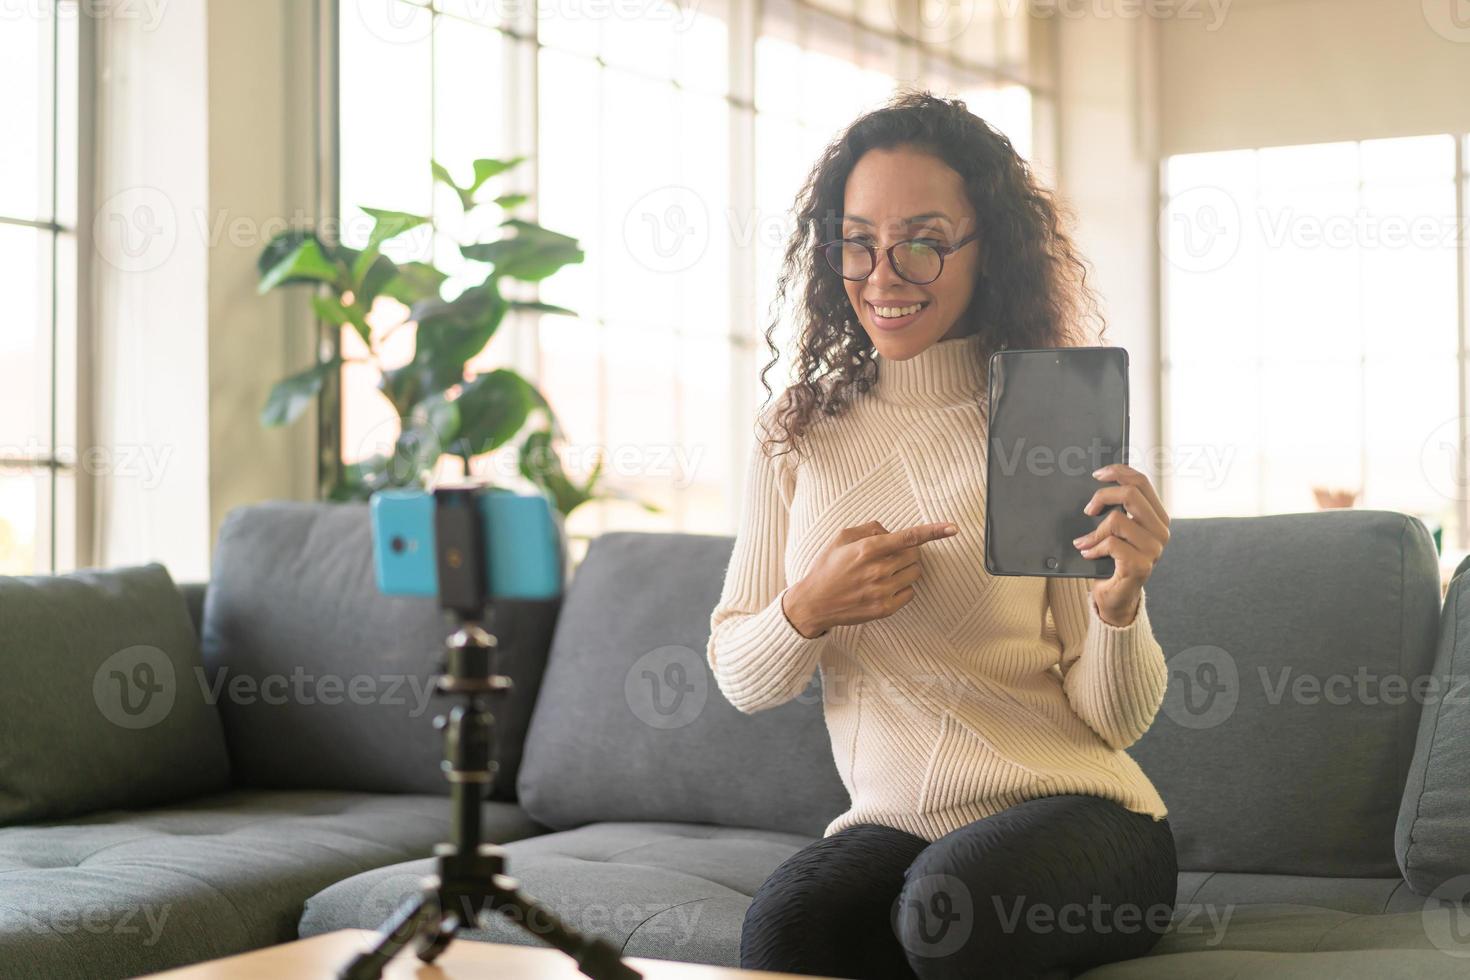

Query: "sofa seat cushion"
<box><xmin>300</xmin><ymin>822</ymin><xmax>816</xmax><ymax>966</ymax></box>
<box><xmin>1076</xmin><ymin>871</ymin><xmax>1470</xmax><ymax>977</ymax></box>
<box><xmin>0</xmin><ymin>790</ymin><xmax>547</xmax><ymax>980</ymax></box>
<box><xmin>302</xmin><ymin>826</ymin><xmax>1470</xmax><ymax>974</ymax></box>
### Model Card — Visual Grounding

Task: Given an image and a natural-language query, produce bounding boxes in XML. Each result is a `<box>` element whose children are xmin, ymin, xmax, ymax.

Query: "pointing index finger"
<box><xmin>872</xmin><ymin>521</ymin><xmax>959</xmax><ymax>555</ymax></box>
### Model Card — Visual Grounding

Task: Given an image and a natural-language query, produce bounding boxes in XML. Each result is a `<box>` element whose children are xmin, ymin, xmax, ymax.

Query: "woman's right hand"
<box><xmin>781</xmin><ymin>520</ymin><xmax>959</xmax><ymax>637</ymax></box>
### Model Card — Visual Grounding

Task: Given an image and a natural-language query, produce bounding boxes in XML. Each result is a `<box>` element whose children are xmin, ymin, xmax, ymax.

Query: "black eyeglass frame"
<box><xmin>816</xmin><ymin>230</ymin><xmax>980</xmax><ymax>285</ymax></box>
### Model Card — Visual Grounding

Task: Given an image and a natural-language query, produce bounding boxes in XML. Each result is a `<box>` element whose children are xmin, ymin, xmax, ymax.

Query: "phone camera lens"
<box><xmin>390</xmin><ymin>535</ymin><xmax>407</xmax><ymax>554</ymax></box>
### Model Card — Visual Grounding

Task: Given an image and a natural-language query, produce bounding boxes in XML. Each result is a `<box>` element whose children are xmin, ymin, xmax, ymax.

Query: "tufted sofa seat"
<box><xmin>0</xmin><ymin>790</ymin><xmax>544</xmax><ymax>978</ymax></box>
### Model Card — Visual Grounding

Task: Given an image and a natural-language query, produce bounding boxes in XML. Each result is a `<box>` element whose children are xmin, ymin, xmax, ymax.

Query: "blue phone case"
<box><xmin>370</xmin><ymin>487</ymin><xmax>565</xmax><ymax>601</ymax></box>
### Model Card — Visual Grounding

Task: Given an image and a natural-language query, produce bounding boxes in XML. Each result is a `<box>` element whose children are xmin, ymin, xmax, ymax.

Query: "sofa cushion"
<box><xmin>1134</xmin><ymin>510</ymin><xmax>1441</xmax><ymax>877</ymax></box>
<box><xmin>0</xmin><ymin>789</ymin><xmax>547</xmax><ymax>980</ymax></box>
<box><xmin>200</xmin><ymin>501</ymin><xmax>557</xmax><ymax>800</ymax></box>
<box><xmin>514</xmin><ymin>532</ymin><xmax>849</xmax><ymax>838</ymax></box>
<box><xmin>300</xmin><ymin>822</ymin><xmax>815</xmax><ymax>966</ymax></box>
<box><xmin>1076</xmin><ymin>872</ymin><xmax>1470</xmax><ymax>978</ymax></box>
<box><xmin>301</xmin><ymin>830</ymin><xmax>1470</xmax><ymax>974</ymax></box>
<box><xmin>0</xmin><ymin>563</ymin><xmax>231</xmax><ymax>825</ymax></box>
<box><xmin>1396</xmin><ymin>562</ymin><xmax>1470</xmax><ymax>895</ymax></box>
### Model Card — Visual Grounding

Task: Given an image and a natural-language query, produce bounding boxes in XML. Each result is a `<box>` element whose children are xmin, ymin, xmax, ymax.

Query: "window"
<box><xmin>337</xmin><ymin>0</ymin><xmax>1054</xmax><ymax>554</ymax></box>
<box><xmin>1161</xmin><ymin>135</ymin><xmax>1467</xmax><ymax>547</ymax></box>
<box><xmin>0</xmin><ymin>8</ymin><xmax>79</xmax><ymax>574</ymax></box>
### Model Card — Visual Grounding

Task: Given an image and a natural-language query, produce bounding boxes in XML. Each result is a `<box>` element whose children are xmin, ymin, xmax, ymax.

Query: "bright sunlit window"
<box><xmin>1161</xmin><ymin>134</ymin><xmax>1467</xmax><ymax>546</ymax></box>
<box><xmin>0</xmin><ymin>9</ymin><xmax>78</xmax><ymax>575</ymax></box>
<box><xmin>338</xmin><ymin>0</ymin><xmax>1052</xmax><ymax>547</ymax></box>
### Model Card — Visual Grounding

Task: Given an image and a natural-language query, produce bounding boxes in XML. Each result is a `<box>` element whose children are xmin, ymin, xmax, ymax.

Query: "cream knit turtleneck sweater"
<box><xmin>706</xmin><ymin>332</ymin><xmax>1169</xmax><ymax>842</ymax></box>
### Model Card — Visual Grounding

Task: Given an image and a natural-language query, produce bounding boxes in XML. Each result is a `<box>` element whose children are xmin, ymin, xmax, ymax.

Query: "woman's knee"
<box><xmin>892</xmin><ymin>795</ymin><xmax>1178</xmax><ymax>978</ymax></box>
<box><xmin>741</xmin><ymin>823</ymin><xmax>927</xmax><ymax>976</ymax></box>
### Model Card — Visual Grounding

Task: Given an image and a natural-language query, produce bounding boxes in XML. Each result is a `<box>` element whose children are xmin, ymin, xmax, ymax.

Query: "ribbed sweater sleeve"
<box><xmin>1048</xmin><ymin>575</ymin><xmax>1168</xmax><ymax>750</ymax></box>
<box><xmin>707</xmin><ymin>413</ymin><xmax>836</xmax><ymax>715</ymax></box>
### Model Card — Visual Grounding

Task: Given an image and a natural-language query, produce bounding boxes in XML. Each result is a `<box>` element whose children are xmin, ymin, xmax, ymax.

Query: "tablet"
<box><xmin>983</xmin><ymin>346</ymin><xmax>1129</xmax><ymax>579</ymax></box>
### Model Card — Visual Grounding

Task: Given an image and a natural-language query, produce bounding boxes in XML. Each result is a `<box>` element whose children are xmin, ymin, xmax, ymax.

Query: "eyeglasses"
<box><xmin>817</xmin><ymin>231</ymin><xmax>979</xmax><ymax>285</ymax></box>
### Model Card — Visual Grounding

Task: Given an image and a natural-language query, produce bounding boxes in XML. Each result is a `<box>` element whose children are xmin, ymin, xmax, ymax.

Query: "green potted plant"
<box><xmin>255</xmin><ymin>155</ymin><xmax>658</xmax><ymax>520</ymax></box>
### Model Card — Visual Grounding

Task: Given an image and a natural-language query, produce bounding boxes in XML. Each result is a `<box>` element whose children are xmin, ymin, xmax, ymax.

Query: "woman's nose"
<box><xmin>868</xmin><ymin>244</ymin><xmax>906</xmax><ymax>286</ymax></box>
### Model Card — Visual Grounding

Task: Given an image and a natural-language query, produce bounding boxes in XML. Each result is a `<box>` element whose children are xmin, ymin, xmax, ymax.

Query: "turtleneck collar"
<box><xmin>870</xmin><ymin>332</ymin><xmax>988</xmax><ymax>408</ymax></box>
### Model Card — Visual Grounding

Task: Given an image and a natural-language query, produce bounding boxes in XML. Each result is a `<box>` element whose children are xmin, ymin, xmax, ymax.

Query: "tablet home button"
<box><xmin>1044</xmin><ymin>557</ymin><xmax>1058</xmax><ymax>569</ymax></box>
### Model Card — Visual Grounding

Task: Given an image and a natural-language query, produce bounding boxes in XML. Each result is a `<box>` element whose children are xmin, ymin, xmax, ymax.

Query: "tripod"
<box><xmin>340</xmin><ymin>612</ymin><xmax>642</xmax><ymax>980</ymax></box>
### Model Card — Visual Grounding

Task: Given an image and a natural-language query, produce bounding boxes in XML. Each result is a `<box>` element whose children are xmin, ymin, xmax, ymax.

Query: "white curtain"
<box><xmin>87</xmin><ymin>4</ymin><xmax>211</xmax><ymax>580</ymax></box>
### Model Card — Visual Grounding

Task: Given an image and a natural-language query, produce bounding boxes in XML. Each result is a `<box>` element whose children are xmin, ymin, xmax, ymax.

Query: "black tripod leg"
<box><xmin>415</xmin><ymin>917</ymin><xmax>457</xmax><ymax>964</ymax></box>
<box><xmin>338</xmin><ymin>889</ymin><xmax>439</xmax><ymax>980</ymax></box>
<box><xmin>488</xmin><ymin>877</ymin><xmax>643</xmax><ymax>980</ymax></box>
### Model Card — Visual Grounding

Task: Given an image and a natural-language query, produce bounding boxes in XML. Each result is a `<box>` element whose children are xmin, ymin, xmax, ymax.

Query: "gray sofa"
<box><xmin>4</xmin><ymin>503</ymin><xmax>1470</xmax><ymax>978</ymax></box>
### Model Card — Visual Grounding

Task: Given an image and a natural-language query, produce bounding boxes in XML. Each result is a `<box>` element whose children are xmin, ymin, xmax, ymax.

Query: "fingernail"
<box><xmin>1072</xmin><ymin>536</ymin><xmax>1085</xmax><ymax>546</ymax></box>
<box><xmin>1092</xmin><ymin>468</ymin><xmax>1106</xmax><ymax>478</ymax></box>
<box><xmin>944</xmin><ymin>524</ymin><xmax>958</xmax><ymax>534</ymax></box>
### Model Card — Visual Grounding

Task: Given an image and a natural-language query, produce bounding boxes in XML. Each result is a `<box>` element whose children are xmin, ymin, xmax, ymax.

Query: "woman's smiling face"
<box><xmin>839</xmin><ymin>144</ymin><xmax>981</xmax><ymax>360</ymax></box>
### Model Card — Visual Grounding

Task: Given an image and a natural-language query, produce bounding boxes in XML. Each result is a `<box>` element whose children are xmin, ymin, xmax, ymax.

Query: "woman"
<box><xmin>705</xmin><ymin>89</ymin><xmax>1177</xmax><ymax>980</ymax></box>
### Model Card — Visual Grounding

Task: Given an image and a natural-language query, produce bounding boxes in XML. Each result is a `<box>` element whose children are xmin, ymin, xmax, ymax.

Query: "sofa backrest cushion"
<box><xmin>0</xmin><ymin>563</ymin><xmax>232</xmax><ymax>824</ymax></box>
<box><xmin>1134</xmin><ymin>510</ymin><xmax>1441</xmax><ymax>877</ymax></box>
<box><xmin>200</xmin><ymin>501</ymin><xmax>557</xmax><ymax>800</ymax></box>
<box><xmin>515</xmin><ymin>532</ymin><xmax>848</xmax><ymax>837</ymax></box>
<box><xmin>1397</xmin><ymin>563</ymin><xmax>1470</xmax><ymax>895</ymax></box>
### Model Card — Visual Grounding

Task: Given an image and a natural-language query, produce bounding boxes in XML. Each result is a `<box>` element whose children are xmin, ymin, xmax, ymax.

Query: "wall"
<box><xmin>1053</xmin><ymin>10</ymin><xmax>1163</xmax><ymax>478</ymax></box>
<box><xmin>1159</xmin><ymin>0</ymin><xmax>1470</xmax><ymax>155</ymax></box>
<box><xmin>205</xmin><ymin>0</ymin><xmax>319</xmax><ymax>558</ymax></box>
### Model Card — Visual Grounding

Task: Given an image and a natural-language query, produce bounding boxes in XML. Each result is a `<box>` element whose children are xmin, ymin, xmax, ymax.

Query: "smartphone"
<box><xmin>983</xmin><ymin>347</ymin><xmax>1129</xmax><ymax>579</ymax></box>
<box><xmin>370</xmin><ymin>486</ymin><xmax>566</xmax><ymax>600</ymax></box>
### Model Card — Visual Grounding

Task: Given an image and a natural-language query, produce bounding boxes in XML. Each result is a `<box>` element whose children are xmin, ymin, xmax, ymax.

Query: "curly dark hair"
<box><xmin>757</xmin><ymin>87</ymin><xmax>1106</xmax><ymax>461</ymax></box>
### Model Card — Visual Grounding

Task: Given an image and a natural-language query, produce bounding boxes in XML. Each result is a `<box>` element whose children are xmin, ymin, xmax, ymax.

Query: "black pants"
<box><xmin>740</xmin><ymin>794</ymin><xmax>1177</xmax><ymax>980</ymax></box>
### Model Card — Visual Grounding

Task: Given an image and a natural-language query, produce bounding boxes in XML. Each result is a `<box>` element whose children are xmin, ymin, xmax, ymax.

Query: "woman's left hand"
<box><xmin>1072</xmin><ymin>463</ymin><xmax>1171</xmax><ymax>627</ymax></box>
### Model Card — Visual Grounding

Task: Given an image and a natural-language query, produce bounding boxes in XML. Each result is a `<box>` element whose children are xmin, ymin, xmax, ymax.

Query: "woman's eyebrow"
<box><xmin>844</xmin><ymin>212</ymin><xmax>952</xmax><ymax>226</ymax></box>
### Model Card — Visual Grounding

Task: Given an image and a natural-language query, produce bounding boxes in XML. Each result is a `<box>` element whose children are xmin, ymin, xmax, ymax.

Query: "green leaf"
<box><xmin>433</xmin><ymin>156</ymin><xmax>527</xmax><ymax>211</ymax></box>
<box><xmin>448</xmin><ymin>369</ymin><xmax>538</xmax><ymax>458</ymax></box>
<box><xmin>460</xmin><ymin>230</ymin><xmax>584</xmax><ymax>282</ymax></box>
<box><xmin>260</xmin><ymin>357</ymin><xmax>341</xmax><ymax>427</ymax></box>
<box><xmin>330</xmin><ymin>453</ymin><xmax>392</xmax><ymax>501</ymax></box>
<box><xmin>518</xmin><ymin>430</ymin><xmax>662</xmax><ymax>519</ymax></box>
<box><xmin>517</xmin><ymin>429</ymin><xmax>596</xmax><ymax>517</ymax></box>
<box><xmin>431</xmin><ymin>160</ymin><xmax>457</xmax><ymax>191</ymax></box>
<box><xmin>258</xmin><ymin>237</ymin><xmax>343</xmax><ymax>294</ymax></box>
<box><xmin>380</xmin><ymin>261</ymin><xmax>448</xmax><ymax>307</ymax></box>
<box><xmin>349</xmin><ymin>209</ymin><xmax>431</xmax><ymax>290</ymax></box>
<box><xmin>258</xmin><ymin>230</ymin><xmax>328</xmax><ymax>285</ymax></box>
<box><xmin>492</xmin><ymin>193</ymin><xmax>529</xmax><ymax>209</ymax></box>
<box><xmin>312</xmin><ymin>295</ymin><xmax>371</xmax><ymax>345</ymax></box>
<box><xmin>472</xmin><ymin>156</ymin><xmax>526</xmax><ymax>188</ymax></box>
<box><xmin>380</xmin><ymin>283</ymin><xmax>511</xmax><ymax>411</ymax></box>
<box><xmin>361</xmin><ymin>207</ymin><xmax>430</xmax><ymax>253</ymax></box>
<box><xmin>499</xmin><ymin>218</ymin><xmax>579</xmax><ymax>249</ymax></box>
<box><xmin>508</xmin><ymin>299</ymin><xmax>577</xmax><ymax>317</ymax></box>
